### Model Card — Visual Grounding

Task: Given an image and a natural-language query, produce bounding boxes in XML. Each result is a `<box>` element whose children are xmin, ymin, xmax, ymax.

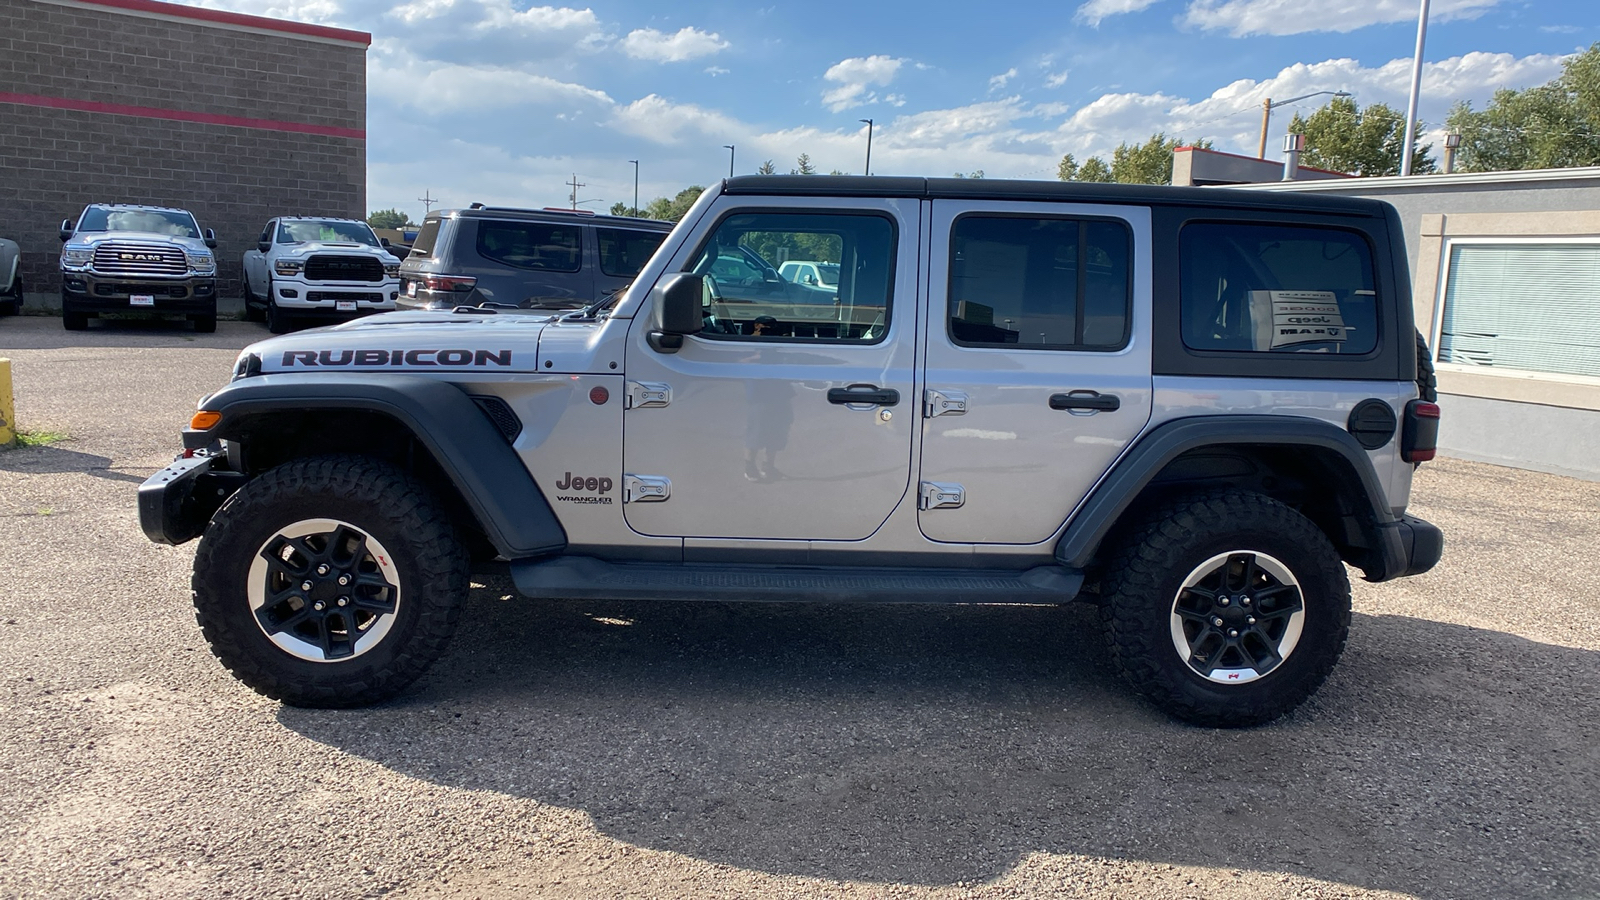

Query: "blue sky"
<box><xmin>190</xmin><ymin>0</ymin><xmax>1598</xmax><ymax>218</ymax></box>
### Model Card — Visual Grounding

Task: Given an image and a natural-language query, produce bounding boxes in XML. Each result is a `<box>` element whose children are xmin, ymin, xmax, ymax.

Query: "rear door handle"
<box><xmin>1049</xmin><ymin>391</ymin><xmax>1120</xmax><ymax>412</ymax></box>
<box><xmin>828</xmin><ymin>384</ymin><xmax>900</xmax><ymax>406</ymax></box>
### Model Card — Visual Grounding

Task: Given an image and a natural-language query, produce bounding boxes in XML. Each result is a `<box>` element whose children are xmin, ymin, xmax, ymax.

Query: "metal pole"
<box><xmin>724</xmin><ymin>145</ymin><xmax>735</xmax><ymax>177</ymax></box>
<box><xmin>629</xmin><ymin>160</ymin><xmax>639</xmax><ymax>216</ymax></box>
<box><xmin>1400</xmin><ymin>0</ymin><xmax>1430</xmax><ymax>177</ymax></box>
<box><xmin>860</xmin><ymin>118</ymin><xmax>874</xmax><ymax>175</ymax></box>
<box><xmin>1257</xmin><ymin>98</ymin><xmax>1272</xmax><ymax>159</ymax></box>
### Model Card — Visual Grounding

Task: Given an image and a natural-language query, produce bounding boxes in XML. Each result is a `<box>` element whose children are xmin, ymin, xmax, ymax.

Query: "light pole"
<box><xmin>1257</xmin><ymin>91</ymin><xmax>1352</xmax><ymax>158</ymax></box>
<box><xmin>628</xmin><ymin>160</ymin><xmax>639</xmax><ymax>216</ymax></box>
<box><xmin>859</xmin><ymin>118</ymin><xmax>874</xmax><ymax>176</ymax></box>
<box><xmin>723</xmin><ymin>144</ymin><xmax>735</xmax><ymax>178</ymax></box>
<box><xmin>1400</xmin><ymin>0</ymin><xmax>1431</xmax><ymax>177</ymax></box>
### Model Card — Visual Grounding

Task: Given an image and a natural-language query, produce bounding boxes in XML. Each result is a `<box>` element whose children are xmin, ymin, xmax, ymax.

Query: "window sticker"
<box><xmin>1250</xmin><ymin>290</ymin><xmax>1347</xmax><ymax>350</ymax></box>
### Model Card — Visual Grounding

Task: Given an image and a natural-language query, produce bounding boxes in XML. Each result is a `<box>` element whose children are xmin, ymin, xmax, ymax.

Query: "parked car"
<box><xmin>397</xmin><ymin>206</ymin><xmax>672</xmax><ymax>311</ymax></box>
<box><xmin>241</xmin><ymin>217</ymin><xmax>401</xmax><ymax>333</ymax></box>
<box><xmin>141</xmin><ymin>175</ymin><xmax>1443</xmax><ymax>727</ymax></box>
<box><xmin>0</xmin><ymin>238</ymin><xmax>20</xmax><ymax>316</ymax></box>
<box><xmin>58</xmin><ymin>204</ymin><xmax>218</xmax><ymax>331</ymax></box>
<box><xmin>778</xmin><ymin>259</ymin><xmax>840</xmax><ymax>294</ymax></box>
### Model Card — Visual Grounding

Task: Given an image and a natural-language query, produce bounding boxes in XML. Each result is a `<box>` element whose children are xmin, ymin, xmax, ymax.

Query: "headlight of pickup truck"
<box><xmin>187</xmin><ymin>252</ymin><xmax>216</xmax><ymax>275</ymax></box>
<box><xmin>61</xmin><ymin>248</ymin><xmax>93</xmax><ymax>267</ymax></box>
<box><xmin>384</xmin><ymin>262</ymin><xmax>400</xmax><ymax>277</ymax></box>
<box><xmin>274</xmin><ymin>259</ymin><xmax>304</xmax><ymax>277</ymax></box>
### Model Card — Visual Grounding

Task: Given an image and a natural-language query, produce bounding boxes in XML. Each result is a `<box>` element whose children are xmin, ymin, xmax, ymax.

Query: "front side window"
<box><xmin>78</xmin><ymin>207</ymin><xmax>200</xmax><ymax>238</ymax></box>
<box><xmin>598</xmin><ymin>227</ymin><xmax>666</xmax><ymax>277</ymax></box>
<box><xmin>688</xmin><ymin>212</ymin><xmax>896</xmax><ymax>342</ymax></box>
<box><xmin>277</xmin><ymin>220</ymin><xmax>379</xmax><ymax>246</ymax></box>
<box><xmin>475</xmin><ymin>220</ymin><xmax>581</xmax><ymax>272</ymax></box>
<box><xmin>949</xmin><ymin>216</ymin><xmax>1131</xmax><ymax>350</ymax></box>
<box><xmin>1180</xmin><ymin>222</ymin><xmax>1379</xmax><ymax>355</ymax></box>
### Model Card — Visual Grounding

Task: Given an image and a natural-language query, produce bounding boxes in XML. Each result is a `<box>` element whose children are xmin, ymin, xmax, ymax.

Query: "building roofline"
<box><xmin>1174</xmin><ymin>145</ymin><xmax>1353</xmax><ymax>178</ymax></box>
<box><xmin>1235</xmin><ymin>165</ymin><xmax>1600</xmax><ymax>192</ymax></box>
<box><xmin>32</xmin><ymin>0</ymin><xmax>371</xmax><ymax>47</ymax></box>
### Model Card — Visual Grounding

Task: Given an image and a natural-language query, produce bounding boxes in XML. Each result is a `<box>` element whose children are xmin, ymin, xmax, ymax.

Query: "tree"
<box><xmin>791</xmin><ymin>154</ymin><xmax>817</xmax><ymax>175</ymax></box>
<box><xmin>367</xmin><ymin>208</ymin><xmax>412</xmax><ymax>229</ymax></box>
<box><xmin>1107</xmin><ymin>133</ymin><xmax>1212</xmax><ymax>185</ymax></box>
<box><xmin>1057</xmin><ymin>153</ymin><xmax>1112</xmax><ymax>182</ymax></box>
<box><xmin>1288</xmin><ymin>97</ymin><xmax>1434</xmax><ymax>176</ymax></box>
<box><xmin>757</xmin><ymin>159</ymin><xmax>778</xmax><ymax>175</ymax></box>
<box><xmin>641</xmin><ymin>186</ymin><xmax>705</xmax><ymax>221</ymax></box>
<box><xmin>1447</xmin><ymin>43</ymin><xmax>1600</xmax><ymax>172</ymax></box>
<box><xmin>609</xmin><ymin>202</ymin><xmax>630</xmax><ymax>216</ymax></box>
<box><xmin>953</xmin><ymin>169</ymin><xmax>985</xmax><ymax>179</ymax></box>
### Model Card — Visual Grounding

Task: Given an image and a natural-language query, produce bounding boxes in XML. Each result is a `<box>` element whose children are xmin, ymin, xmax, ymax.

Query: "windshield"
<box><xmin>78</xmin><ymin>208</ymin><xmax>200</xmax><ymax>238</ymax></box>
<box><xmin>278</xmin><ymin>220</ymin><xmax>379</xmax><ymax>246</ymax></box>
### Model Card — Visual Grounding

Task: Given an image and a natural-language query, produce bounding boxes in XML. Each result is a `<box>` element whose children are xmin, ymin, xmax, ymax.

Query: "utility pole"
<box><xmin>417</xmin><ymin>189</ymin><xmax>436</xmax><ymax>215</ymax></box>
<box><xmin>723</xmin><ymin>145</ymin><xmax>735</xmax><ymax>178</ymax></box>
<box><xmin>860</xmin><ymin>118</ymin><xmax>874</xmax><ymax>175</ymax></box>
<box><xmin>567</xmin><ymin>173</ymin><xmax>586</xmax><ymax>210</ymax></box>
<box><xmin>628</xmin><ymin>160</ymin><xmax>639</xmax><ymax>216</ymax></box>
<box><xmin>1400</xmin><ymin>0</ymin><xmax>1431</xmax><ymax>177</ymax></box>
<box><xmin>1256</xmin><ymin>91</ymin><xmax>1351</xmax><ymax>159</ymax></box>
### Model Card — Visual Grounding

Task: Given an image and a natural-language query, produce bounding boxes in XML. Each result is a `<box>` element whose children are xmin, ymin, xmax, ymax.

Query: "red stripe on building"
<box><xmin>63</xmin><ymin>0</ymin><xmax>371</xmax><ymax>45</ymax></box>
<box><xmin>0</xmin><ymin>92</ymin><xmax>365</xmax><ymax>140</ymax></box>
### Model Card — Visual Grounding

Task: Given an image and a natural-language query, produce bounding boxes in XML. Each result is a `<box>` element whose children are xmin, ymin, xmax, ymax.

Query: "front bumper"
<box><xmin>63</xmin><ymin>271</ymin><xmax>215</xmax><ymax>314</ymax></box>
<box><xmin>138</xmin><ymin>454</ymin><xmax>247</xmax><ymax>545</ymax></box>
<box><xmin>272</xmin><ymin>277</ymin><xmax>399</xmax><ymax>314</ymax></box>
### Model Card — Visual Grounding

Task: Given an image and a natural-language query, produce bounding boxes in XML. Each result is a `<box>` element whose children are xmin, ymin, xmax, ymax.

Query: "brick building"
<box><xmin>0</xmin><ymin>0</ymin><xmax>370</xmax><ymax>300</ymax></box>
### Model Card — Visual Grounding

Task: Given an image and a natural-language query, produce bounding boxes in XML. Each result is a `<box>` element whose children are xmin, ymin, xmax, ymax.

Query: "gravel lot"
<box><xmin>1</xmin><ymin>314</ymin><xmax>1596</xmax><ymax>900</ymax></box>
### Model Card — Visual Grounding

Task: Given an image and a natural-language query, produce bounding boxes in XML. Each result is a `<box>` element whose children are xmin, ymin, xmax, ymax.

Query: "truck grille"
<box><xmin>304</xmin><ymin>255</ymin><xmax>385</xmax><ymax>282</ymax></box>
<box><xmin>94</xmin><ymin>283</ymin><xmax>188</xmax><ymax>298</ymax></box>
<box><xmin>91</xmin><ymin>242</ymin><xmax>187</xmax><ymax>276</ymax></box>
<box><xmin>307</xmin><ymin>291</ymin><xmax>384</xmax><ymax>302</ymax></box>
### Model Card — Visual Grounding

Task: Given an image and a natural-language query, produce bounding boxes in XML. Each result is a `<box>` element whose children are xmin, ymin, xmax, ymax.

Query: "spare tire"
<box><xmin>1415</xmin><ymin>329</ymin><xmax>1438</xmax><ymax>402</ymax></box>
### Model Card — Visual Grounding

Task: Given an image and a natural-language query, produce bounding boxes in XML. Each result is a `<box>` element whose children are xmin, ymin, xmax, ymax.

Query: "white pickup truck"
<box><xmin>241</xmin><ymin>217</ymin><xmax>401</xmax><ymax>333</ymax></box>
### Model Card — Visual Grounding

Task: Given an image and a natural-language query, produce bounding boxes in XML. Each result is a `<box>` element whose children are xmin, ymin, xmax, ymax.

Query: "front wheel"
<box><xmin>191</xmin><ymin>455</ymin><xmax>469</xmax><ymax>707</ymax></box>
<box><xmin>1101</xmin><ymin>491</ymin><xmax>1351</xmax><ymax>727</ymax></box>
<box><xmin>265</xmin><ymin>277</ymin><xmax>291</xmax><ymax>333</ymax></box>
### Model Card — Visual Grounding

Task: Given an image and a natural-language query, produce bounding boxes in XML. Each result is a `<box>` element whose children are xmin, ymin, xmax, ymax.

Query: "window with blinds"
<box><xmin>1440</xmin><ymin>243</ymin><xmax>1600</xmax><ymax>378</ymax></box>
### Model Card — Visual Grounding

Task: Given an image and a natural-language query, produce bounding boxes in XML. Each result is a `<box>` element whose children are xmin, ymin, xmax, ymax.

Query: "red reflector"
<box><xmin>589</xmin><ymin>386</ymin><xmax>610</xmax><ymax>405</ymax></box>
<box><xmin>182</xmin><ymin>448</ymin><xmax>196</xmax><ymax>459</ymax></box>
<box><xmin>422</xmin><ymin>274</ymin><xmax>477</xmax><ymax>292</ymax></box>
<box><xmin>1413</xmin><ymin>401</ymin><xmax>1441</xmax><ymax>419</ymax></box>
<box><xmin>1409</xmin><ymin>448</ymin><xmax>1437</xmax><ymax>462</ymax></box>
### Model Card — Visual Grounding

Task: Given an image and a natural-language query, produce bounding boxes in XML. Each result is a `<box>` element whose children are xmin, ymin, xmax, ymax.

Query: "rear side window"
<box><xmin>1180</xmin><ymin>223</ymin><xmax>1378</xmax><ymax>355</ymax></box>
<box><xmin>409</xmin><ymin>218</ymin><xmax>442</xmax><ymax>257</ymax></box>
<box><xmin>597</xmin><ymin>227</ymin><xmax>666</xmax><ymax>277</ymax></box>
<box><xmin>948</xmin><ymin>216</ymin><xmax>1131</xmax><ymax>350</ymax></box>
<box><xmin>475</xmin><ymin>220</ymin><xmax>581</xmax><ymax>272</ymax></box>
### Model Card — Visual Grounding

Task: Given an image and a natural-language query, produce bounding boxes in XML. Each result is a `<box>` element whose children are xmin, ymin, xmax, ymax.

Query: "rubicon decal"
<box><xmin>280</xmin><ymin>349</ymin><xmax>513</xmax><ymax>367</ymax></box>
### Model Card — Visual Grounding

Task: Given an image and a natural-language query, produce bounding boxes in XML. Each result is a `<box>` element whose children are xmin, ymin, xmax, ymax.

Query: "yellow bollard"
<box><xmin>0</xmin><ymin>358</ymin><xmax>14</xmax><ymax>448</ymax></box>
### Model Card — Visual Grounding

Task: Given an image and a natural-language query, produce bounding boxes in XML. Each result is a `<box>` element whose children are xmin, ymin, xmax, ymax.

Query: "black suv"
<box><xmin>397</xmin><ymin>206</ymin><xmax>673</xmax><ymax>311</ymax></box>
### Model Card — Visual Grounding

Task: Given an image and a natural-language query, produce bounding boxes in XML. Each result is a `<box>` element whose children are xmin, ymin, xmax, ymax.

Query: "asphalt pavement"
<box><xmin>0</xmin><ymin>314</ymin><xmax>1596</xmax><ymax>899</ymax></box>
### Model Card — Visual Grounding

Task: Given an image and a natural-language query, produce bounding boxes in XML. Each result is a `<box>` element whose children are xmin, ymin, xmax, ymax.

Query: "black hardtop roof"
<box><xmin>720</xmin><ymin>175</ymin><xmax>1389</xmax><ymax>217</ymax></box>
<box><xmin>427</xmin><ymin>206</ymin><xmax>674</xmax><ymax>230</ymax></box>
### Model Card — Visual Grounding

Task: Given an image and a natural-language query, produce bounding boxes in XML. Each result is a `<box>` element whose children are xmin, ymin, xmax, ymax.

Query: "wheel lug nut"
<box><xmin>1219</xmin><ymin>597</ymin><xmax>1230</xmax><ymax>607</ymax></box>
<box><xmin>316</xmin><ymin>564</ymin><xmax>330</xmax><ymax>576</ymax></box>
<box><xmin>337</xmin><ymin>597</ymin><xmax>349</xmax><ymax>607</ymax></box>
<box><xmin>1247</xmin><ymin>616</ymin><xmax>1256</xmax><ymax>625</ymax></box>
<box><xmin>312</xmin><ymin>600</ymin><xmax>325</xmax><ymax>611</ymax></box>
<box><xmin>1228</xmin><ymin>629</ymin><xmax>1239</xmax><ymax>637</ymax></box>
<box><xmin>301</xmin><ymin>581</ymin><xmax>313</xmax><ymax>592</ymax></box>
<box><xmin>337</xmin><ymin>575</ymin><xmax>350</xmax><ymax>586</ymax></box>
<box><xmin>1212</xmin><ymin>617</ymin><xmax>1225</xmax><ymax>627</ymax></box>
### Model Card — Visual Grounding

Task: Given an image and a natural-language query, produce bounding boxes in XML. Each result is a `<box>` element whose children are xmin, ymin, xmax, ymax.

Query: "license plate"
<box><xmin>406</xmin><ymin>281</ymin><xmax>417</xmax><ymax>297</ymax></box>
<box><xmin>130</xmin><ymin>294</ymin><xmax>155</xmax><ymax>307</ymax></box>
<box><xmin>336</xmin><ymin>300</ymin><xmax>357</xmax><ymax>312</ymax></box>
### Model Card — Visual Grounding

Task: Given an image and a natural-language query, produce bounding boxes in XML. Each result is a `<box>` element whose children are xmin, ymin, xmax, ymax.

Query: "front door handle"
<box><xmin>1049</xmin><ymin>390</ymin><xmax>1120</xmax><ymax>412</ymax></box>
<box><xmin>828</xmin><ymin>384</ymin><xmax>900</xmax><ymax>406</ymax></box>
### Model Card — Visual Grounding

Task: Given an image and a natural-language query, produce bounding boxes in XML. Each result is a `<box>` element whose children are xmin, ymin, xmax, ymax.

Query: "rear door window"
<box><xmin>475</xmin><ymin>220</ymin><xmax>581</xmax><ymax>272</ymax></box>
<box><xmin>1180</xmin><ymin>222</ymin><xmax>1379</xmax><ymax>355</ymax></box>
<box><xmin>409</xmin><ymin>218</ymin><xmax>442</xmax><ymax>257</ymax></box>
<box><xmin>597</xmin><ymin>227</ymin><xmax>666</xmax><ymax>277</ymax></box>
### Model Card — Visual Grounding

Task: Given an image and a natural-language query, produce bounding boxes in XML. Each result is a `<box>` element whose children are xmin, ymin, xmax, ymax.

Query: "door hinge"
<box><xmin>625</xmin><ymin>382</ymin><xmax>671</xmax><ymax>409</ymax></box>
<box><xmin>923</xmin><ymin>389</ymin><xmax>968</xmax><ymax>418</ymax></box>
<box><xmin>919</xmin><ymin>481</ymin><xmax>965</xmax><ymax>510</ymax></box>
<box><xmin>623</xmin><ymin>474</ymin><xmax>671</xmax><ymax>503</ymax></box>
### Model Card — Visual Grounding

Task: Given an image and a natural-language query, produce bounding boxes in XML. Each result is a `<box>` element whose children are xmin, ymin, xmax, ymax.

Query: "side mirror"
<box><xmin>204</xmin><ymin>228</ymin><xmax>218</xmax><ymax>250</ymax></box>
<box><xmin>380</xmin><ymin>238</ymin><xmax>392</xmax><ymax>248</ymax></box>
<box><xmin>647</xmin><ymin>273</ymin><xmax>705</xmax><ymax>353</ymax></box>
<box><xmin>257</xmin><ymin>240</ymin><xmax>271</xmax><ymax>253</ymax></box>
<box><xmin>59</xmin><ymin>219</ymin><xmax>73</xmax><ymax>242</ymax></box>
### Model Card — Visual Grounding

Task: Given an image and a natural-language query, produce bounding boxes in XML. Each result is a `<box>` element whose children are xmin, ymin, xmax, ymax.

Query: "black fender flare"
<box><xmin>186</xmin><ymin>372</ymin><xmax>567</xmax><ymax>559</ymax></box>
<box><xmin>1054</xmin><ymin>415</ymin><xmax>1409</xmax><ymax>581</ymax></box>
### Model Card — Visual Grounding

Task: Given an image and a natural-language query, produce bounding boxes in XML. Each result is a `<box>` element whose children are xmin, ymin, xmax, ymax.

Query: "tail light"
<box><xmin>1402</xmin><ymin>400</ymin><xmax>1440</xmax><ymax>463</ymax></box>
<box><xmin>421</xmin><ymin>274</ymin><xmax>477</xmax><ymax>292</ymax></box>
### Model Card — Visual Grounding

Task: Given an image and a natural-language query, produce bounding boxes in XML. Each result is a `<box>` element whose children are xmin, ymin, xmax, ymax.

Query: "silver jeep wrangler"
<box><xmin>140</xmin><ymin>176</ymin><xmax>1443</xmax><ymax>726</ymax></box>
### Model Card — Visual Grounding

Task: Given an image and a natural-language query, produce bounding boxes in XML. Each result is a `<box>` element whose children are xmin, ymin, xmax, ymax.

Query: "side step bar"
<box><xmin>511</xmin><ymin>556</ymin><xmax>1084</xmax><ymax>604</ymax></box>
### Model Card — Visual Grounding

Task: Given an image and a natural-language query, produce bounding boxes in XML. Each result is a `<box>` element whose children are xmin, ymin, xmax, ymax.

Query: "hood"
<box><xmin>67</xmin><ymin>230</ymin><xmax>210</xmax><ymax>253</ymax></box>
<box><xmin>242</xmin><ymin>309</ymin><xmax>557</xmax><ymax>375</ymax></box>
<box><xmin>278</xmin><ymin>241</ymin><xmax>398</xmax><ymax>262</ymax></box>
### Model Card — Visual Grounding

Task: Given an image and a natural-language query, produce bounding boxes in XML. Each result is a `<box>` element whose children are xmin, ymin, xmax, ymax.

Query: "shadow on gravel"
<box><xmin>0</xmin><ymin>444</ymin><xmax>146</xmax><ymax>482</ymax></box>
<box><xmin>0</xmin><ymin>316</ymin><xmax>258</xmax><ymax>351</ymax></box>
<box><xmin>280</xmin><ymin>582</ymin><xmax>1600</xmax><ymax>898</ymax></box>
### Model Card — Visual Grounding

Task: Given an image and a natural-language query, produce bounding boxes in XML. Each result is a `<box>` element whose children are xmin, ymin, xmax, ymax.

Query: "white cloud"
<box><xmin>370</xmin><ymin>58</ymin><xmax>613</xmax><ymax>110</ymax></box>
<box><xmin>989</xmin><ymin>67</ymin><xmax>1018</xmax><ymax>91</ymax></box>
<box><xmin>619</xmin><ymin>26</ymin><xmax>729</xmax><ymax>62</ymax></box>
<box><xmin>822</xmin><ymin>55</ymin><xmax>907</xmax><ymax>112</ymax></box>
<box><xmin>1184</xmin><ymin>0</ymin><xmax>1500</xmax><ymax>37</ymax></box>
<box><xmin>705</xmin><ymin>66</ymin><xmax>730</xmax><ymax>76</ymax></box>
<box><xmin>1075</xmin><ymin>0</ymin><xmax>1163</xmax><ymax>26</ymax></box>
<box><xmin>1045</xmin><ymin>71</ymin><xmax>1070</xmax><ymax>89</ymax></box>
<box><xmin>609</xmin><ymin>94</ymin><xmax>745</xmax><ymax>144</ymax></box>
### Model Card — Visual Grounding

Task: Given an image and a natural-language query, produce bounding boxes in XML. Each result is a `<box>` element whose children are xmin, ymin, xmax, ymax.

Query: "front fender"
<box><xmin>186</xmin><ymin>372</ymin><xmax>567</xmax><ymax>559</ymax></box>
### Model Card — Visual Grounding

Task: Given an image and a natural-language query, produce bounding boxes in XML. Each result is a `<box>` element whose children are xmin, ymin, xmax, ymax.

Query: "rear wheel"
<box><xmin>242</xmin><ymin>279</ymin><xmax>266</xmax><ymax>322</ymax></box>
<box><xmin>1102</xmin><ymin>490</ymin><xmax>1351</xmax><ymax>727</ymax></box>
<box><xmin>191</xmin><ymin>455</ymin><xmax>469</xmax><ymax>707</ymax></box>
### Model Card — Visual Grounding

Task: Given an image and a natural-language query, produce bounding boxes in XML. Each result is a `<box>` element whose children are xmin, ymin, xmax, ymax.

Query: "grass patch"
<box><xmin>16</xmin><ymin>429</ymin><xmax>68</xmax><ymax>447</ymax></box>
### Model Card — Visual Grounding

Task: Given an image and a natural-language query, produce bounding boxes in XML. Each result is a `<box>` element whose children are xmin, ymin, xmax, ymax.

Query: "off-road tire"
<box><xmin>190</xmin><ymin>312</ymin><xmax>217</xmax><ymax>333</ymax></box>
<box><xmin>265</xmin><ymin>277</ymin><xmax>291</xmax><ymax>333</ymax></box>
<box><xmin>191</xmin><ymin>455</ymin><xmax>469</xmax><ymax>707</ymax></box>
<box><xmin>242</xmin><ymin>281</ymin><xmax>266</xmax><ymax>322</ymax></box>
<box><xmin>1101</xmin><ymin>490</ymin><xmax>1351</xmax><ymax>727</ymax></box>
<box><xmin>1415</xmin><ymin>328</ymin><xmax>1438</xmax><ymax>402</ymax></box>
<box><xmin>62</xmin><ymin>302</ymin><xmax>88</xmax><ymax>331</ymax></box>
